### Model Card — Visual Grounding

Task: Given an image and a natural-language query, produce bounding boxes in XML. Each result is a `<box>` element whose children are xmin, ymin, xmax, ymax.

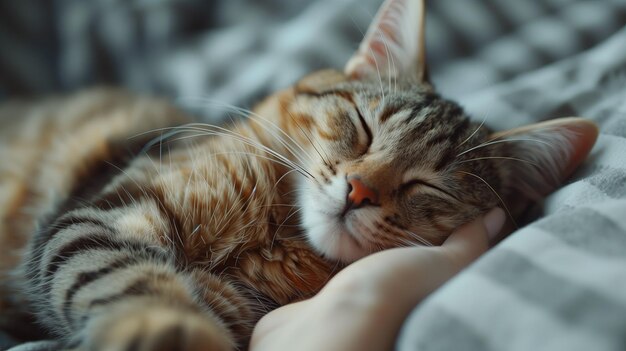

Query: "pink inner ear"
<box><xmin>344</xmin><ymin>0</ymin><xmax>426</xmax><ymax>81</ymax></box>
<box><xmin>491</xmin><ymin>117</ymin><xmax>599</xmax><ymax>200</ymax></box>
<box><xmin>494</xmin><ymin>118</ymin><xmax>599</xmax><ymax>180</ymax></box>
<box><xmin>559</xmin><ymin>120</ymin><xmax>599</xmax><ymax>178</ymax></box>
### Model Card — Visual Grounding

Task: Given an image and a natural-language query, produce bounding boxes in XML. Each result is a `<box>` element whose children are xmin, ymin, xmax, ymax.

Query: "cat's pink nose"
<box><xmin>346</xmin><ymin>176</ymin><xmax>379</xmax><ymax>209</ymax></box>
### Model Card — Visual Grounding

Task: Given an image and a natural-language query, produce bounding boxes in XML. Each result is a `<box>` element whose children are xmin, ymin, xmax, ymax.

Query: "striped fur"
<box><xmin>0</xmin><ymin>0</ymin><xmax>597</xmax><ymax>350</ymax></box>
<box><xmin>0</xmin><ymin>78</ymin><xmax>595</xmax><ymax>350</ymax></box>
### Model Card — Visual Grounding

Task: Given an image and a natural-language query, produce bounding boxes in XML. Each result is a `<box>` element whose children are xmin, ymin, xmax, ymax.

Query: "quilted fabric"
<box><xmin>1</xmin><ymin>1</ymin><xmax>625</xmax><ymax>350</ymax></box>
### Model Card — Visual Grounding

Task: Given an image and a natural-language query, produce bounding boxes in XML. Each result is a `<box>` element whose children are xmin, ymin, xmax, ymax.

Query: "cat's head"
<box><xmin>268</xmin><ymin>0</ymin><xmax>597</xmax><ymax>262</ymax></box>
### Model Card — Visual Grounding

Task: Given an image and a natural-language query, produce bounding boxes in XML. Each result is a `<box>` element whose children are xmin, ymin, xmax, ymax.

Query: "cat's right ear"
<box><xmin>345</xmin><ymin>0</ymin><xmax>427</xmax><ymax>82</ymax></box>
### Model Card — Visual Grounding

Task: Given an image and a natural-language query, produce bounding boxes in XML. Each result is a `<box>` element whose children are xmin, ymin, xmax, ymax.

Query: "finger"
<box><xmin>442</xmin><ymin>207</ymin><xmax>505</xmax><ymax>266</ymax></box>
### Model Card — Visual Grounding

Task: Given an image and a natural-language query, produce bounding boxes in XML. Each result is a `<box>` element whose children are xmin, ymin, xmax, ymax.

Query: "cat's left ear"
<box><xmin>493</xmin><ymin>117</ymin><xmax>598</xmax><ymax>200</ymax></box>
<box><xmin>345</xmin><ymin>0</ymin><xmax>427</xmax><ymax>82</ymax></box>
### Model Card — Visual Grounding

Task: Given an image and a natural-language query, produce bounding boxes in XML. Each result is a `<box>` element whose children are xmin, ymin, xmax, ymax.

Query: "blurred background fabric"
<box><xmin>2</xmin><ymin>1</ymin><xmax>626</xmax><ymax>350</ymax></box>
<box><xmin>2</xmin><ymin>0</ymin><xmax>625</xmax><ymax>116</ymax></box>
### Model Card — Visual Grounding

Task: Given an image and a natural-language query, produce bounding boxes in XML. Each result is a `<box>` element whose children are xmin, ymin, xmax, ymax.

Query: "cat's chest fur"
<box><xmin>99</xmin><ymin>126</ymin><xmax>335</xmax><ymax>305</ymax></box>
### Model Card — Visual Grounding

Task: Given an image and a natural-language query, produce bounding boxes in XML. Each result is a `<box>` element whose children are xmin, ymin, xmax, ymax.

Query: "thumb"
<box><xmin>442</xmin><ymin>207</ymin><xmax>506</xmax><ymax>267</ymax></box>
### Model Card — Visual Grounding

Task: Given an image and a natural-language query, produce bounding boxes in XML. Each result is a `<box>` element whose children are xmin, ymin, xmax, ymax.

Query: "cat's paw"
<box><xmin>84</xmin><ymin>301</ymin><xmax>234</xmax><ymax>351</ymax></box>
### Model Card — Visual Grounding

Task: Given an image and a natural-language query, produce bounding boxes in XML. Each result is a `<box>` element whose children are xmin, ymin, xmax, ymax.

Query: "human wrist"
<box><xmin>308</xmin><ymin>288</ymin><xmax>394</xmax><ymax>351</ymax></box>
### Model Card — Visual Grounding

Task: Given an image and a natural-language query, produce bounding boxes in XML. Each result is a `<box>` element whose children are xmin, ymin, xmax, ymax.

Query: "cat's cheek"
<box><xmin>305</xmin><ymin>222</ymin><xmax>368</xmax><ymax>263</ymax></box>
<box><xmin>299</xmin><ymin>201</ymin><xmax>368</xmax><ymax>263</ymax></box>
<box><xmin>297</xmin><ymin>177</ymin><xmax>368</xmax><ymax>262</ymax></box>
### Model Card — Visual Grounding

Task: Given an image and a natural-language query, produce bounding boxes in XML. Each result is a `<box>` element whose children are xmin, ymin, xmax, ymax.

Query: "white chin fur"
<box><xmin>306</xmin><ymin>218</ymin><xmax>368</xmax><ymax>263</ymax></box>
<box><xmin>297</xmin><ymin>177</ymin><xmax>369</xmax><ymax>263</ymax></box>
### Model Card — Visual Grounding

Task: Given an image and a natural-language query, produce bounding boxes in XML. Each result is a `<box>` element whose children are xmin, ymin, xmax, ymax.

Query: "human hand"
<box><xmin>250</xmin><ymin>208</ymin><xmax>506</xmax><ymax>351</ymax></box>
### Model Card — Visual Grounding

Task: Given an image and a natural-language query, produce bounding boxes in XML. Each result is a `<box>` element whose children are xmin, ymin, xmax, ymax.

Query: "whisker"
<box><xmin>457</xmin><ymin>115</ymin><xmax>487</xmax><ymax>148</ymax></box>
<box><xmin>392</xmin><ymin>235</ymin><xmax>421</xmax><ymax>248</ymax></box>
<box><xmin>401</xmin><ymin>229</ymin><xmax>434</xmax><ymax>246</ymax></box>
<box><xmin>189</xmin><ymin>96</ymin><xmax>331</xmax><ymax>177</ymax></box>
<box><xmin>457</xmin><ymin>137</ymin><xmax>553</xmax><ymax>158</ymax></box>
<box><xmin>281</xmin><ymin>104</ymin><xmax>332</xmax><ymax>168</ymax></box>
<box><xmin>285</xmin><ymin>90</ymin><xmax>339</xmax><ymax>169</ymax></box>
<box><xmin>378</xmin><ymin>2</ymin><xmax>401</xmax><ymax>94</ymax></box>
<box><xmin>171</xmin><ymin>124</ymin><xmax>316</xmax><ymax>181</ymax></box>
<box><xmin>369</xmin><ymin>46</ymin><xmax>386</xmax><ymax>108</ymax></box>
<box><xmin>179</xmin><ymin>98</ymin><xmax>317</xmax><ymax>166</ymax></box>
<box><xmin>458</xmin><ymin>156</ymin><xmax>540</xmax><ymax>167</ymax></box>
<box><xmin>457</xmin><ymin>170</ymin><xmax>517</xmax><ymax>228</ymax></box>
<box><xmin>164</xmin><ymin>131</ymin><xmax>315</xmax><ymax>181</ymax></box>
<box><xmin>377</xmin><ymin>219</ymin><xmax>434</xmax><ymax>247</ymax></box>
<box><xmin>228</xmin><ymin>107</ymin><xmax>316</xmax><ymax>165</ymax></box>
<box><xmin>271</xmin><ymin>207</ymin><xmax>303</xmax><ymax>250</ymax></box>
<box><xmin>377</xmin><ymin>26</ymin><xmax>394</xmax><ymax>95</ymax></box>
<box><xmin>271</xmin><ymin>169</ymin><xmax>300</xmax><ymax>194</ymax></box>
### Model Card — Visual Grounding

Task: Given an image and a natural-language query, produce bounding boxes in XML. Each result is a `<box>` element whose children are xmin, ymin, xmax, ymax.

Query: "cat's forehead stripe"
<box><xmin>378</xmin><ymin>105</ymin><xmax>402</xmax><ymax>123</ymax></box>
<box><xmin>294</xmin><ymin>88</ymin><xmax>354</xmax><ymax>102</ymax></box>
<box><xmin>424</xmin><ymin>114</ymin><xmax>470</xmax><ymax>148</ymax></box>
<box><xmin>293</xmin><ymin>80</ymin><xmax>474</xmax><ymax>175</ymax></box>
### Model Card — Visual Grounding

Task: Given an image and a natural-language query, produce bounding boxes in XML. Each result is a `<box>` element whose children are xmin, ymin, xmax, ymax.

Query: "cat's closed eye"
<box><xmin>399</xmin><ymin>178</ymin><xmax>458</xmax><ymax>201</ymax></box>
<box><xmin>354</xmin><ymin>106</ymin><xmax>372</xmax><ymax>152</ymax></box>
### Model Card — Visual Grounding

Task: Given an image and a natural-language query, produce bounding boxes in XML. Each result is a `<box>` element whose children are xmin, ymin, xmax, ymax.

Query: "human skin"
<box><xmin>250</xmin><ymin>207</ymin><xmax>506</xmax><ymax>351</ymax></box>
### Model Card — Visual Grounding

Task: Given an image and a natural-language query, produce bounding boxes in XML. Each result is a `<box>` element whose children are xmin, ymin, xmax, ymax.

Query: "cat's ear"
<box><xmin>345</xmin><ymin>0</ymin><xmax>427</xmax><ymax>82</ymax></box>
<box><xmin>493</xmin><ymin>118</ymin><xmax>598</xmax><ymax>200</ymax></box>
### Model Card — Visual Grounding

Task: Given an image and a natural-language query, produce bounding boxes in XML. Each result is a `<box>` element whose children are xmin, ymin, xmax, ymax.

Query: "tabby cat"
<box><xmin>0</xmin><ymin>0</ymin><xmax>597</xmax><ymax>349</ymax></box>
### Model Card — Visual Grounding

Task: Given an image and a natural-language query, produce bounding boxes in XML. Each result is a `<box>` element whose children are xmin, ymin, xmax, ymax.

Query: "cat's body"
<box><xmin>0</xmin><ymin>88</ymin><xmax>337</xmax><ymax>348</ymax></box>
<box><xmin>0</xmin><ymin>0</ymin><xmax>598</xmax><ymax>350</ymax></box>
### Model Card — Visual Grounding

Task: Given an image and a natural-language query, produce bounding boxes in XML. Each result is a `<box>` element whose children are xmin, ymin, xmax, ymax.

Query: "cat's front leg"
<box><xmin>21</xmin><ymin>208</ymin><xmax>239</xmax><ymax>351</ymax></box>
<box><xmin>84</xmin><ymin>296</ymin><xmax>232</xmax><ymax>351</ymax></box>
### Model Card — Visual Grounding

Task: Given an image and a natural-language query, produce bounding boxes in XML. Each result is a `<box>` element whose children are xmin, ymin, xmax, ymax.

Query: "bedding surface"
<box><xmin>398</xmin><ymin>25</ymin><xmax>626</xmax><ymax>351</ymax></box>
<box><xmin>1</xmin><ymin>0</ymin><xmax>625</xmax><ymax>350</ymax></box>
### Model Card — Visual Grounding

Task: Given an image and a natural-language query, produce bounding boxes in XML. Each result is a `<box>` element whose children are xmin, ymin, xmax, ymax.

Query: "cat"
<box><xmin>0</xmin><ymin>0</ymin><xmax>598</xmax><ymax>349</ymax></box>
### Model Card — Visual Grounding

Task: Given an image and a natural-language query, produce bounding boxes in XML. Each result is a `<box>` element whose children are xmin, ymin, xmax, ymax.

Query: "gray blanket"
<box><xmin>1</xmin><ymin>0</ymin><xmax>625</xmax><ymax>350</ymax></box>
<box><xmin>399</xmin><ymin>25</ymin><xmax>626</xmax><ymax>351</ymax></box>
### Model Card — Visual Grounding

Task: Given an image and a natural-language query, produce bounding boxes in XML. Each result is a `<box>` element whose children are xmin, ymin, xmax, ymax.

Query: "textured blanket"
<box><xmin>399</xmin><ymin>25</ymin><xmax>626</xmax><ymax>351</ymax></box>
<box><xmin>1</xmin><ymin>0</ymin><xmax>625</xmax><ymax>350</ymax></box>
